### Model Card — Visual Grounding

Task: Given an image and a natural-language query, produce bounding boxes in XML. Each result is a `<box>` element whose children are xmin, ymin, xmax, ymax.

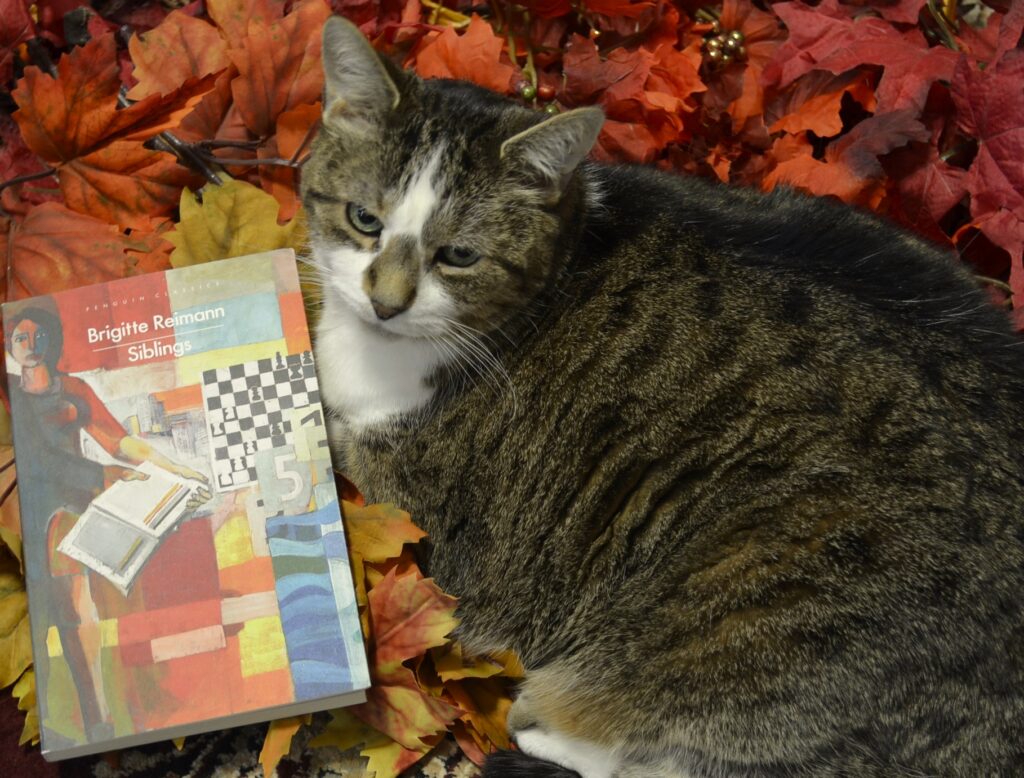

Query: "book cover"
<box><xmin>3</xmin><ymin>250</ymin><xmax>370</xmax><ymax>760</ymax></box>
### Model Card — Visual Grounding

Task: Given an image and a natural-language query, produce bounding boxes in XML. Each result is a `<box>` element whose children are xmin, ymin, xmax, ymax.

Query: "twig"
<box><xmin>116</xmin><ymin>91</ymin><xmax>223</xmax><ymax>185</ymax></box>
<box><xmin>0</xmin><ymin>168</ymin><xmax>58</xmax><ymax>201</ymax></box>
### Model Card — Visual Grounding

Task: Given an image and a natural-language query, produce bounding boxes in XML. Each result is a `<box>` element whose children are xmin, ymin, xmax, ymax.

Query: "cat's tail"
<box><xmin>482</xmin><ymin>749</ymin><xmax>582</xmax><ymax>777</ymax></box>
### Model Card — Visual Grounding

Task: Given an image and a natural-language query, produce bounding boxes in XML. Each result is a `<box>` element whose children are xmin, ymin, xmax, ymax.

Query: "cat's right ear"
<box><xmin>321</xmin><ymin>16</ymin><xmax>403</xmax><ymax>134</ymax></box>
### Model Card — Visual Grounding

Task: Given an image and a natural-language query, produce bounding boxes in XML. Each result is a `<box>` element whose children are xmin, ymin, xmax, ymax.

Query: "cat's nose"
<box><xmin>372</xmin><ymin>301</ymin><xmax>404</xmax><ymax>320</ymax></box>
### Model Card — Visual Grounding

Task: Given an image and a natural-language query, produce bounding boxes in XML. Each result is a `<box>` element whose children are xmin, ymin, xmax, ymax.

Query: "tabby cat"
<box><xmin>302</xmin><ymin>16</ymin><xmax>1024</xmax><ymax>777</ymax></box>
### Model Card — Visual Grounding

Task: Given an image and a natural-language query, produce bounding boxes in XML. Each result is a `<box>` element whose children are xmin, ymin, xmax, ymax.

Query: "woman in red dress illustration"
<box><xmin>6</xmin><ymin>306</ymin><xmax>210</xmax><ymax>745</ymax></box>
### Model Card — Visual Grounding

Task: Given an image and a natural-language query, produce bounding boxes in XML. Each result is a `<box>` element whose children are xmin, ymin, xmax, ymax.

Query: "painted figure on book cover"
<box><xmin>4</xmin><ymin>250</ymin><xmax>368</xmax><ymax>757</ymax></box>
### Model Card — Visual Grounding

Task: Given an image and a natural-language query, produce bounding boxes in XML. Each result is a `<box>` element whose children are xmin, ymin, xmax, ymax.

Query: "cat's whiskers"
<box><xmin>441</xmin><ymin>317</ymin><xmax>518</xmax><ymax>412</ymax></box>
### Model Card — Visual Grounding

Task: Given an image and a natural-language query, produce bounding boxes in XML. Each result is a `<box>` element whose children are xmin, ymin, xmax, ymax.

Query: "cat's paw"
<box><xmin>513</xmin><ymin>728</ymin><xmax>620</xmax><ymax>778</ymax></box>
<box><xmin>482</xmin><ymin>749</ymin><xmax>582</xmax><ymax>777</ymax></box>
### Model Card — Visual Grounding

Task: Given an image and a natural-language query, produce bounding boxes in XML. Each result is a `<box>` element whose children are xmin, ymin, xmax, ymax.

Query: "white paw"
<box><xmin>515</xmin><ymin>728</ymin><xmax>621</xmax><ymax>778</ymax></box>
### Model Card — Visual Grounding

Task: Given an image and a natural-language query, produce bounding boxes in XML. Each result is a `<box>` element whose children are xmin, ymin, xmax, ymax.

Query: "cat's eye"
<box><xmin>347</xmin><ymin>203</ymin><xmax>383</xmax><ymax>236</ymax></box>
<box><xmin>436</xmin><ymin>246</ymin><xmax>482</xmax><ymax>268</ymax></box>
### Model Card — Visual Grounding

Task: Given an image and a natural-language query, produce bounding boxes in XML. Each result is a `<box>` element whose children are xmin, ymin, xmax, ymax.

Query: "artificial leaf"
<box><xmin>0</xmin><ymin>449</ymin><xmax>20</xmax><ymax>565</ymax></box>
<box><xmin>765</xmin><ymin>1</ymin><xmax>957</xmax><ymax>116</ymax></box>
<box><xmin>0</xmin><ymin>203</ymin><xmax>140</xmax><ymax>299</ymax></box>
<box><xmin>227</xmin><ymin>0</ymin><xmax>331</xmax><ymax>138</ymax></box>
<box><xmin>0</xmin><ymin>0</ymin><xmax>35</xmax><ymax>85</ymax></box>
<box><xmin>127</xmin><ymin>11</ymin><xmax>230</xmax><ymax>100</ymax></box>
<box><xmin>768</xmin><ymin>71</ymin><xmax>875</xmax><ymax>137</ymax></box>
<box><xmin>885</xmin><ymin>141</ymin><xmax>967</xmax><ymax>241</ymax></box>
<box><xmin>951</xmin><ymin>52</ymin><xmax>1024</xmax><ymax>224</ymax></box>
<box><xmin>447</xmin><ymin>676</ymin><xmax>514</xmax><ymax>751</ymax></box>
<box><xmin>355</xmin><ymin>669</ymin><xmax>461</xmax><ymax>750</ymax></box>
<box><xmin>343</xmin><ymin>502</ymin><xmax>427</xmax><ymax>565</ymax></box>
<box><xmin>166</xmin><ymin>177</ymin><xmax>306</xmax><ymax>266</ymax></box>
<box><xmin>518</xmin><ymin>0</ymin><xmax>572</xmax><ymax>20</ymax></box>
<box><xmin>207</xmin><ymin>0</ymin><xmax>284</xmax><ymax>47</ymax></box>
<box><xmin>414</xmin><ymin>14</ymin><xmax>516</xmax><ymax>94</ymax></box>
<box><xmin>362</xmin><ymin>734</ymin><xmax>433</xmax><ymax>778</ymax></box>
<box><xmin>58</xmin><ymin>141</ymin><xmax>198</xmax><ymax>231</ymax></box>
<box><xmin>431</xmin><ymin>643</ymin><xmax>503</xmax><ymax>683</ymax></box>
<box><xmin>367</xmin><ymin>570</ymin><xmax>458</xmax><ymax>673</ymax></box>
<box><xmin>259</xmin><ymin>715</ymin><xmax>307</xmax><ymax>777</ymax></box>
<box><xmin>13</xmin><ymin>668</ymin><xmax>39</xmax><ymax>746</ymax></box>
<box><xmin>0</xmin><ymin>548</ymin><xmax>31</xmax><ymax>689</ymax></box>
<box><xmin>0</xmin><ymin>113</ymin><xmax>61</xmax><ymax>217</ymax></box>
<box><xmin>12</xmin><ymin>34</ymin><xmax>213</xmax><ymax>164</ymax></box>
<box><xmin>765</xmin><ymin>111</ymin><xmax>928</xmax><ymax>206</ymax></box>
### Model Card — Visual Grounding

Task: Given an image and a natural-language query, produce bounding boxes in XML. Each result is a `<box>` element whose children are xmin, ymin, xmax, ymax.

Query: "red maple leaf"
<box><xmin>414</xmin><ymin>14</ymin><xmax>517</xmax><ymax>94</ymax></box>
<box><xmin>11</xmin><ymin>33</ymin><xmax>212</xmax><ymax>229</ymax></box>
<box><xmin>951</xmin><ymin>50</ymin><xmax>1024</xmax><ymax>305</ymax></box>
<box><xmin>765</xmin><ymin>111</ymin><xmax>928</xmax><ymax>207</ymax></box>
<box><xmin>0</xmin><ymin>0</ymin><xmax>35</xmax><ymax>85</ymax></box>
<box><xmin>765</xmin><ymin>0</ymin><xmax>957</xmax><ymax>115</ymax></box>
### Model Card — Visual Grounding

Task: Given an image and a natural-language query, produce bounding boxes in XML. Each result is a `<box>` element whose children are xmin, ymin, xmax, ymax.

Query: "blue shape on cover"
<box><xmin>267</xmin><ymin>498</ymin><xmax>356</xmax><ymax>700</ymax></box>
<box><xmin>174</xmin><ymin>292</ymin><xmax>283</xmax><ymax>354</ymax></box>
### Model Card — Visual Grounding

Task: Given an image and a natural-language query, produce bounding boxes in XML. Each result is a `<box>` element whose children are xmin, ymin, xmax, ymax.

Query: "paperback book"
<box><xmin>3</xmin><ymin>250</ymin><xmax>370</xmax><ymax>760</ymax></box>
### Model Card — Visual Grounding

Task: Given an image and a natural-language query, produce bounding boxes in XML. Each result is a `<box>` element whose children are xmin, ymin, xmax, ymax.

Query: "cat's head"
<box><xmin>301</xmin><ymin>16</ymin><xmax>603</xmax><ymax>341</ymax></box>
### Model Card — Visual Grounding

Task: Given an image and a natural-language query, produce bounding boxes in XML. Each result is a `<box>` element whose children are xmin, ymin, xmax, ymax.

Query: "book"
<box><xmin>3</xmin><ymin>249</ymin><xmax>370</xmax><ymax>760</ymax></box>
<box><xmin>57</xmin><ymin>460</ymin><xmax>203</xmax><ymax>596</ymax></box>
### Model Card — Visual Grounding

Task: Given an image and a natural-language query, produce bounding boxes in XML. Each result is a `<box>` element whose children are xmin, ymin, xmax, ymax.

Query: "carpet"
<box><xmin>0</xmin><ymin>692</ymin><xmax>480</xmax><ymax>777</ymax></box>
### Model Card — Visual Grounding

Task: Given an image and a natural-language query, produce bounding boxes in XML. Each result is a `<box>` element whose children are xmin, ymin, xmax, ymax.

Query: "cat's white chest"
<box><xmin>314</xmin><ymin>303</ymin><xmax>441</xmax><ymax>432</ymax></box>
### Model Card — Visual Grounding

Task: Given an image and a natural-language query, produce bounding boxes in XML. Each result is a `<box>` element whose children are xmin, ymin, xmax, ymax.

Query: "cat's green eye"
<box><xmin>347</xmin><ymin>203</ymin><xmax>383</xmax><ymax>236</ymax></box>
<box><xmin>437</xmin><ymin>246</ymin><xmax>482</xmax><ymax>268</ymax></box>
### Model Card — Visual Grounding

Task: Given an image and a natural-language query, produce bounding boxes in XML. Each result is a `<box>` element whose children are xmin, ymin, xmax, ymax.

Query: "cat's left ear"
<box><xmin>321</xmin><ymin>16</ymin><xmax>405</xmax><ymax>134</ymax></box>
<box><xmin>500</xmin><ymin>107</ymin><xmax>604</xmax><ymax>201</ymax></box>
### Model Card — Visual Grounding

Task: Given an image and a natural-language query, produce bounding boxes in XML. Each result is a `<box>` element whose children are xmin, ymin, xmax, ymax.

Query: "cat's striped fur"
<box><xmin>303</xmin><ymin>17</ymin><xmax>1024</xmax><ymax>777</ymax></box>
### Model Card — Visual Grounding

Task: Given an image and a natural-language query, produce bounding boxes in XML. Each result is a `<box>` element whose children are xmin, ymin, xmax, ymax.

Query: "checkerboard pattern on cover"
<box><xmin>201</xmin><ymin>352</ymin><xmax>320</xmax><ymax>490</ymax></box>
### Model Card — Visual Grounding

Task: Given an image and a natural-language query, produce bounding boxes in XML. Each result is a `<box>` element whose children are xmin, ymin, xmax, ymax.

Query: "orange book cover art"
<box><xmin>3</xmin><ymin>250</ymin><xmax>369</xmax><ymax>759</ymax></box>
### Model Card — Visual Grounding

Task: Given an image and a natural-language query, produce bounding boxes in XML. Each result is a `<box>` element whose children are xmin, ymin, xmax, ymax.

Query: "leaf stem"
<box><xmin>0</xmin><ymin>168</ymin><xmax>58</xmax><ymax>202</ymax></box>
<box><xmin>976</xmin><ymin>276</ymin><xmax>1013</xmax><ymax>295</ymax></box>
<box><xmin>926</xmin><ymin>0</ymin><xmax>960</xmax><ymax>51</ymax></box>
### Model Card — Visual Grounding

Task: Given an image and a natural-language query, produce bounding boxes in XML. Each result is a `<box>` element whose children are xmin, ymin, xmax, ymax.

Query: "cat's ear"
<box><xmin>321</xmin><ymin>16</ymin><xmax>404</xmax><ymax>133</ymax></box>
<box><xmin>500</xmin><ymin>107</ymin><xmax>604</xmax><ymax>201</ymax></box>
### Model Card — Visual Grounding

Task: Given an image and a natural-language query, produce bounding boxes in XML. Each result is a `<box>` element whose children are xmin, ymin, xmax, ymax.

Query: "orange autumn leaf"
<box><xmin>447</xmin><ymin>676</ymin><xmax>515</xmax><ymax>752</ymax></box>
<box><xmin>57</xmin><ymin>141</ymin><xmax>197</xmax><ymax>231</ymax></box>
<box><xmin>769</xmin><ymin>71</ymin><xmax>876</xmax><ymax>138</ymax></box>
<box><xmin>227</xmin><ymin>0</ymin><xmax>331</xmax><ymax>138</ymax></box>
<box><xmin>11</xmin><ymin>34</ymin><xmax>211</xmax><ymax>162</ymax></box>
<box><xmin>0</xmin><ymin>204</ymin><xmax>142</xmax><ymax>300</ymax></box>
<box><xmin>127</xmin><ymin>11</ymin><xmax>230</xmax><ymax>100</ymax></box>
<box><xmin>343</xmin><ymin>502</ymin><xmax>427</xmax><ymax>565</ymax></box>
<box><xmin>11</xmin><ymin>34</ymin><xmax>211</xmax><ymax>228</ymax></box>
<box><xmin>207</xmin><ymin>0</ymin><xmax>284</xmax><ymax>47</ymax></box>
<box><xmin>350</xmin><ymin>568</ymin><xmax>462</xmax><ymax>748</ymax></box>
<box><xmin>414</xmin><ymin>14</ymin><xmax>517</xmax><ymax>94</ymax></box>
<box><xmin>258</xmin><ymin>102</ymin><xmax>320</xmax><ymax>220</ymax></box>
<box><xmin>370</xmin><ymin>570</ymin><xmax>458</xmax><ymax>672</ymax></box>
<box><xmin>258</xmin><ymin>715</ymin><xmax>308</xmax><ymax>777</ymax></box>
<box><xmin>355</xmin><ymin>669</ymin><xmax>461</xmax><ymax>750</ymax></box>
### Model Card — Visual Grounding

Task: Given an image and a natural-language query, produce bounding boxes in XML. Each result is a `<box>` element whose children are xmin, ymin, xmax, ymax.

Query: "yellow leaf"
<box><xmin>172</xmin><ymin>736</ymin><xmax>186</xmax><ymax>750</ymax></box>
<box><xmin>309</xmin><ymin>707</ymin><xmax>379</xmax><ymax>751</ymax></box>
<box><xmin>362</xmin><ymin>734</ymin><xmax>434</xmax><ymax>778</ymax></box>
<box><xmin>432</xmin><ymin>642</ymin><xmax>504</xmax><ymax>683</ymax></box>
<box><xmin>13</xmin><ymin>668</ymin><xmax>39</xmax><ymax>746</ymax></box>
<box><xmin>308</xmin><ymin>709</ymin><xmax>431</xmax><ymax>778</ymax></box>
<box><xmin>0</xmin><ymin>404</ymin><xmax>11</xmax><ymax>447</ymax></box>
<box><xmin>0</xmin><ymin>548</ymin><xmax>31</xmax><ymax>688</ymax></box>
<box><xmin>0</xmin><ymin>454</ymin><xmax>21</xmax><ymax>565</ymax></box>
<box><xmin>447</xmin><ymin>677</ymin><xmax>514</xmax><ymax>751</ymax></box>
<box><xmin>259</xmin><ymin>715</ymin><xmax>306</xmax><ymax>777</ymax></box>
<box><xmin>167</xmin><ymin>178</ymin><xmax>306</xmax><ymax>266</ymax></box>
<box><xmin>342</xmin><ymin>502</ymin><xmax>427</xmax><ymax>565</ymax></box>
<box><xmin>354</xmin><ymin>669</ymin><xmax>460</xmax><ymax>751</ymax></box>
